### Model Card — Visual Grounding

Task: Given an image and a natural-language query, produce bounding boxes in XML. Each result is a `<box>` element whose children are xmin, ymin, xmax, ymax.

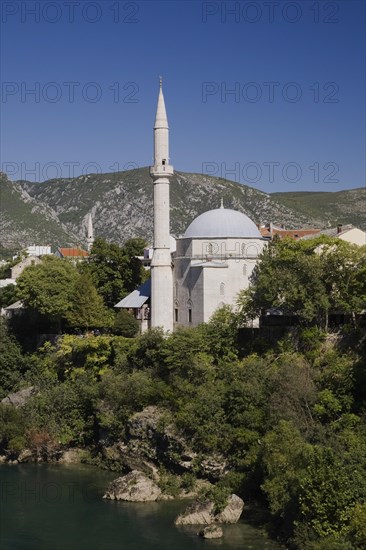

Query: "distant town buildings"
<box><xmin>259</xmin><ymin>223</ymin><xmax>321</xmax><ymax>241</ymax></box>
<box><xmin>24</xmin><ymin>245</ymin><xmax>51</xmax><ymax>256</ymax></box>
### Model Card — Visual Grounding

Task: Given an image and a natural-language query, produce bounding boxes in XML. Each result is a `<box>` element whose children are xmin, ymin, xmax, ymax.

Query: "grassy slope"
<box><xmin>271</xmin><ymin>188</ymin><xmax>366</xmax><ymax>229</ymax></box>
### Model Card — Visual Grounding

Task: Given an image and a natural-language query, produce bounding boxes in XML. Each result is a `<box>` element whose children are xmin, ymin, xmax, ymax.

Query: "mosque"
<box><xmin>115</xmin><ymin>80</ymin><xmax>266</xmax><ymax>332</ymax></box>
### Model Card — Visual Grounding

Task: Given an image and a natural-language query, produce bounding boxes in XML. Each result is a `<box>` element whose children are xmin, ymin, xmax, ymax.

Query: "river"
<box><xmin>0</xmin><ymin>464</ymin><xmax>283</xmax><ymax>549</ymax></box>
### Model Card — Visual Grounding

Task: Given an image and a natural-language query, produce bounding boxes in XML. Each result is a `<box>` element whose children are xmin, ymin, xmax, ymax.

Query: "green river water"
<box><xmin>0</xmin><ymin>464</ymin><xmax>284</xmax><ymax>550</ymax></box>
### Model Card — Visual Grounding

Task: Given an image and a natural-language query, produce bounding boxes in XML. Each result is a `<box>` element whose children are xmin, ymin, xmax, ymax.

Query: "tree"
<box><xmin>0</xmin><ymin>404</ymin><xmax>26</xmax><ymax>454</ymax></box>
<box><xmin>66</xmin><ymin>273</ymin><xmax>113</xmax><ymax>331</ymax></box>
<box><xmin>238</xmin><ymin>237</ymin><xmax>366</xmax><ymax>329</ymax></box>
<box><xmin>0</xmin><ymin>283</ymin><xmax>18</xmax><ymax>308</ymax></box>
<box><xmin>16</xmin><ymin>256</ymin><xmax>79</xmax><ymax>329</ymax></box>
<box><xmin>82</xmin><ymin>237</ymin><xmax>147</xmax><ymax>308</ymax></box>
<box><xmin>121</xmin><ymin>238</ymin><xmax>149</xmax><ymax>293</ymax></box>
<box><xmin>261</xmin><ymin>420</ymin><xmax>313</xmax><ymax>521</ymax></box>
<box><xmin>319</xmin><ymin>240</ymin><xmax>366</xmax><ymax>324</ymax></box>
<box><xmin>114</xmin><ymin>309</ymin><xmax>139</xmax><ymax>337</ymax></box>
<box><xmin>202</xmin><ymin>305</ymin><xmax>239</xmax><ymax>363</ymax></box>
<box><xmin>298</xmin><ymin>442</ymin><xmax>366</xmax><ymax>539</ymax></box>
<box><xmin>0</xmin><ymin>318</ymin><xmax>25</xmax><ymax>398</ymax></box>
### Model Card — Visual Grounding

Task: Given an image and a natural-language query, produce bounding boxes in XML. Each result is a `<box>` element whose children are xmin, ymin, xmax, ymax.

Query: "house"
<box><xmin>11</xmin><ymin>255</ymin><xmax>42</xmax><ymax>279</ymax></box>
<box><xmin>300</xmin><ymin>224</ymin><xmax>366</xmax><ymax>246</ymax></box>
<box><xmin>259</xmin><ymin>223</ymin><xmax>321</xmax><ymax>240</ymax></box>
<box><xmin>25</xmin><ymin>245</ymin><xmax>51</xmax><ymax>256</ymax></box>
<box><xmin>115</xmin><ymin>279</ymin><xmax>151</xmax><ymax>333</ymax></box>
<box><xmin>55</xmin><ymin>247</ymin><xmax>89</xmax><ymax>260</ymax></box>
<box><xmin>1</xmin><ymin>300</ymin><xmax>24</xmax><ymax>318</ymax></box>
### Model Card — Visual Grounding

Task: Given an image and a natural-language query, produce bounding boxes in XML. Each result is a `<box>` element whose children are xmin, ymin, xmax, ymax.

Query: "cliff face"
<box><xmin>1</xmin><ymin>168</ymin><xmax>364</xmax><ymax>250</ymax></box>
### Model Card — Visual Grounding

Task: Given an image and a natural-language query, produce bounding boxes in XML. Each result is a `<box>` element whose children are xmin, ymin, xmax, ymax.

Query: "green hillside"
<box><xmin>0</xmin><ymin>173</ymin><xmax>79</xmax><ymax>254</ymax></box>
<box><xmin>272</xmin><ymin>188</ymin><xmax>366</xmax><ymax>230</ymax></box>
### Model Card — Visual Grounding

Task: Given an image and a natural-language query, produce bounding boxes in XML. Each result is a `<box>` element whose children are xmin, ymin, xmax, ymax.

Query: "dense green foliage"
<box><xmin>15</xmin><ymin>256</ymin><xmax>113</xmax><ymax>335</ymax></box>
<box><xmin>66</xmin><ymin>273</ymin><xmax>113</xmax><ymax>331</ymax></box>
<box><xmin>80</xmin><ymin>237</ymin><xmax>148</xmax><ymax>307</ymax></box>
<box><xmin>16</xmin><ymin>255</ymin><xmax>79</xmax><ymax>328</ymax></box>
<box><xmin>0</xmin><ymin>283</ymin><xmax>18</xmax><ymax>308</ymax></box>
<box><xmin>0</xmin><ymin>318</ymin><xmax>25</xmax><ymax>398</ymax></box>
<box><xmin>114</xmin><ymin>309</ymin><xmax>139</xmax><ymax>337</ymax></box>
<box><xmin>239</xmin><ymin>237</ymin><xmax>366</xmax><ymax>328</ymax></box>
<box><xmin>1</xmin><ymin>237</ymin><xmax>366</xmax><ymax>548</ymax></box>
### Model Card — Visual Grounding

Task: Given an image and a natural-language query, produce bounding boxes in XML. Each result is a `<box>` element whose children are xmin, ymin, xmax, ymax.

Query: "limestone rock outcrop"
<box><xmin>103</xmin><ymin>470</ymin><xmax>162</xmax><ymax>502</ymax></box>
<box><xmin>17</xmin><ymin>448</ymin><xmax>34</xmax><ymax>463</ymax></box>
<box><xmin>175</xmin><ymin>494</ymin><xmax>244</xmax><ymax>525</ymax></box>
<box><xmin>58</xmin><ymin>448</ymin><xmax>85</xmax><ymax>464</ymax></box>
<box><xmin>1</xmin><ymin>386</ymin><xmax>36</xmax><ymax>408</ymax></box>
<box><xmin>103</xmin><ymin>405</ymin><xmax>227</xmax><ymax>480</ymax></box>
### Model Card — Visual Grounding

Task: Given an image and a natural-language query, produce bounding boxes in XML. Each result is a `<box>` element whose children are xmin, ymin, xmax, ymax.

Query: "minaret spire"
<box><xmin>86</xmin><ymin>213</ymin><xmax>94</xmax><ymax>252</ymax></box>
<box><xmin>149</xmin><ymin>78</ymin><xmax>174</xmax><ymax>332</ymax></box>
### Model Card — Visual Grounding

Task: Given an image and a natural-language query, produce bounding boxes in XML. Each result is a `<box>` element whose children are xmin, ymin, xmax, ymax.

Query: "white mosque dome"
<box><xmin>184</xmin><ymin>207</ymin><xmax>261</xmax><ymax>239</ymax></box>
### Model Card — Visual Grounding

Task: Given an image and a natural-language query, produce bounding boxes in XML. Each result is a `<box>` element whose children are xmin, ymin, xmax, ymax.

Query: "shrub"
<box><xmin>114</xmin><ymin>309</ymin><xmax>139</xmax><ymax>337</ymax></box>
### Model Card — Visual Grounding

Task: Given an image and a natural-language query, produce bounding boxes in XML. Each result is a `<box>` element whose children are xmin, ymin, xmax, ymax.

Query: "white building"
<box><xmin>25</xmin><ymin>245</ymin><xmax>51</xmax><ymax>256</ymax></box>
<box><xmin>116</xmin><ymin>80</ymin><xmax>266</xmax><ymax>331</ymax></box>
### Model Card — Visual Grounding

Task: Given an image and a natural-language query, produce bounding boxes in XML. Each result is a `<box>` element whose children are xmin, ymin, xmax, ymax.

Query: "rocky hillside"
<box><xmin>0</xmin><ymin>172</ymin><xmax>80</xmax><ymax>252</ymax></box>
<box><xmin>1</xmin><ymin>168</ymin><xmax>364</xmax><ymax>250</ymax></box>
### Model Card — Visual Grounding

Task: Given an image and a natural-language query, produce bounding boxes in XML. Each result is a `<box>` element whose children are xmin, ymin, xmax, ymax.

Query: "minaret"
<box><xmin>149</xmin><ymin>78</ymin><xmax>174</xmax><ymax>332</ymax></box>
<box><xmin>86</xmin><ymin>213</ymin><xmax>94</xmax><ymax>252</ymax></box>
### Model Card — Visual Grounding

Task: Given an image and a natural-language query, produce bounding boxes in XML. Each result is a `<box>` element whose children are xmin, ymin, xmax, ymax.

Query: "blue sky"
<box><xmin>1</xmin><ymin>0</ymin><xmax>365</xmax><ymax>192</ymax></box>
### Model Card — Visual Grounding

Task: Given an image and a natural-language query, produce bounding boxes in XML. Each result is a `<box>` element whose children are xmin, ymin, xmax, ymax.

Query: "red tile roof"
<box><xmin>58</xmin><ymin>247</ymin><xmax>89</xmax><ymax>257</ymax></box>
<box><xmin>260</xmin><ymin>228</ymin><xmax>320</xmax><ymax>240</ymax></box>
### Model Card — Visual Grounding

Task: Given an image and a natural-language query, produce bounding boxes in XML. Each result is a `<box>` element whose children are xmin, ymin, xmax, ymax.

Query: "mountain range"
<box><xmin>1</xmin><ymin>169</ymin><xmax>365</xmax><ymax>252</ymax></box>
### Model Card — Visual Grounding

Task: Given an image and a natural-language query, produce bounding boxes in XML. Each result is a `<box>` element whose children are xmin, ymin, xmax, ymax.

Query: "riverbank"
<box><xmin>0</xmin><ymin>463</ymin><xmax>284</xmax><ymax>550</ymax></box>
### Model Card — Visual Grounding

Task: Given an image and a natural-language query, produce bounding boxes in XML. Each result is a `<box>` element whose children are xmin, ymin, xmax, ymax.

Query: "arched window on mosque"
<box><xmin>220</xmin><ymin>282</ymin><xmax>225</xmax><ymax>296</ymax></box>
<box><xmin>187</xmin><ymin>299</ymin><xmax>193</xmax><ymax>323</ymax></box>
<box><xmin>207</xmin><ymin>243</ymin><xmax>214</xmax><ymax>255</ymax></box>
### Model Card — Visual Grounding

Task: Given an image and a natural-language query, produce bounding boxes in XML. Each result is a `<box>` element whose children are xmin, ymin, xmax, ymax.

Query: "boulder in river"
<box><xmin>175</xmin><ymin>500</ymin><xmax>215</xmax><ymax>525</ymax></box>
<box><xmin>215</xmin><ymin>494</ymin><xmax>244</xmax><ymax>524</ymax></box>
<box><xmin>199</xmin><ymin>525</ymin><xmax>223</xmax><ymax>539</ymax></box>
<box><xmin>103</xmin><ymin>470</ymin><xmax>162</xmax><ymax>502</ymax></box>
<box><xmin>175</xmin><ymin>493</ymin><xmax>244</xmax><ymax>525</ymax></box>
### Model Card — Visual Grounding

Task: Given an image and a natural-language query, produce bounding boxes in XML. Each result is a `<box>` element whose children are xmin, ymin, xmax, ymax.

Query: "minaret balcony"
<box><xmin>150</xmin><ymin>164</ymin><xmax>174</xmax><ymax>178</ymax></box>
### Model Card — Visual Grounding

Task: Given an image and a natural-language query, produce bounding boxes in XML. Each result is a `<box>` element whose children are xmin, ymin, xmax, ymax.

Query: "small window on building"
<box><xmin>220</xmin><ymin>282</ymin><xmax>225</xmax><ymax>296</ymax></box>
<box><xmin>207</xmin><ymin>243</ymin><xmax>213</xmax><ymax>255</ymax></box>
<box><xmin>175</xmin><ymin>309</ymin><xmax>178</xmax><ymax>322</ymax></box>
<box><xmin>162</xmin><ymin>159</ymin><xmax>166</xmax><ymax>165</ymax></box>
<box><xmin>188</xmin><ymin>309</ymin><xmax>192</xmax><ymax>323</ymax></box>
